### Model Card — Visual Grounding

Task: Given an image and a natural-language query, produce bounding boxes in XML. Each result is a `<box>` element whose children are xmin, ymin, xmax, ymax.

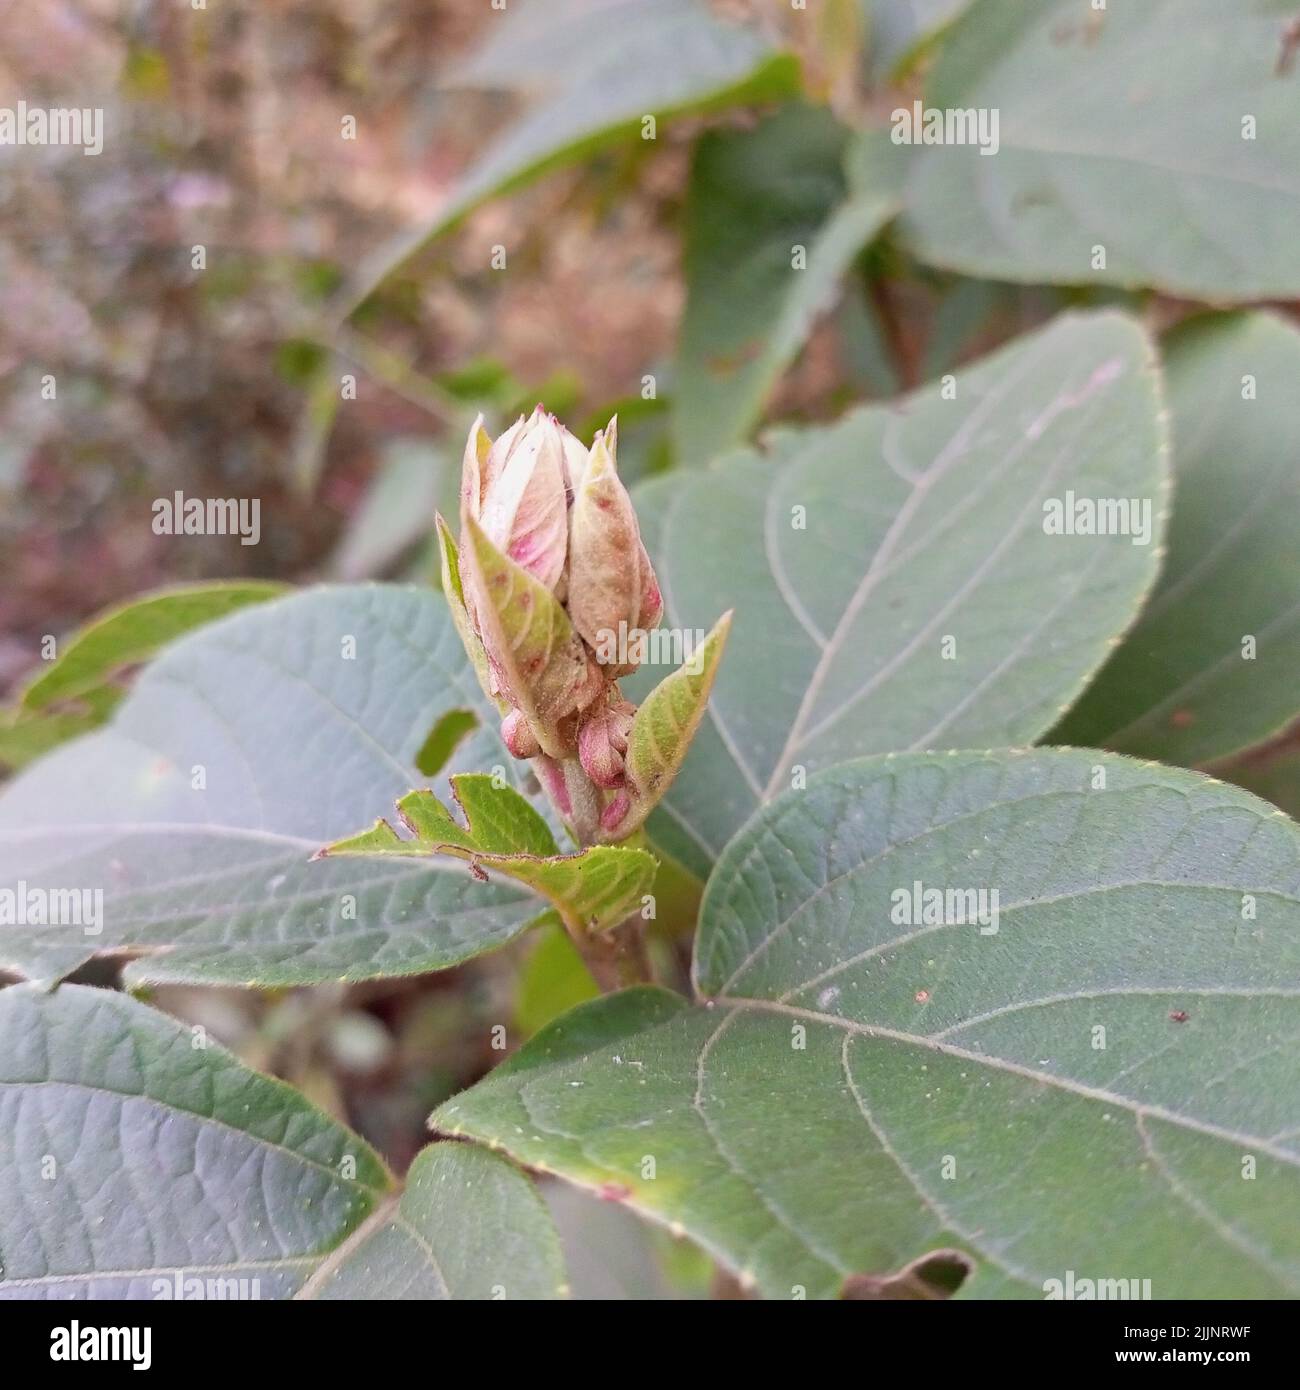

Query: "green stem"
<box><xmin>541</xmin><ymin>758</ymin><xmax>654</xmax><ymax>993</ymax></box>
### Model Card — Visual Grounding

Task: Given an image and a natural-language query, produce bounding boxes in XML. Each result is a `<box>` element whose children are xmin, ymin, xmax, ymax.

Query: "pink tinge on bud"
<box><xmin>566</xmin><ymin>430</ymin><xmax>656</xmax><ymax>666</ymax></box>
<box><xmin>478</xmin><ymin>413</ymin><xmax>570</xmax><ymax>591</ymax></box>
<box><xmin>534</xmin><ymin>757</ymin><xmax>571</xmax><ymax>817</ymax></box>
<box><xmin>600</xmin><ymin>790</ymin><xmax>631</xmax><ymax>835</ymax></box>
<box><xmin>636</xmin><ymin>543</ymin><xmax>663</xmax><ymax>632</ymax></box>
<box><xmin>501</xmin><ymin>708</ymin><xmax>541</xmax><ymax>760</ymax></box>
<box><xmin>577</xmin><ymin>699</ymin><xmax>633</xmax><ymax>789</ymax></box>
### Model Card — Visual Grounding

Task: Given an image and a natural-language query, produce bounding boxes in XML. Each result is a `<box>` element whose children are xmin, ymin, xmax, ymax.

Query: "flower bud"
<box><xmin>566</xmin><ymin>425</ymin><xmax>661</xmax><ymax>673</ymax></box>
<box><xmin>471</xmin><ymin>405</ymin><xmax>570</xmax><ymax>592</ymax></box>
<box><xmin>501</xmin><ymin>708</ymin><xmax>541</xmax><ymax>760</ymax></box>
<box><xmin>577</xmin><ymin>694</ymin><xmax>635</xmax><ymax>789</ymax></box>
<box><xmin>445</xmin><ymin>408</ymin><xmax>723</xmax><ymax>846</ymax></box>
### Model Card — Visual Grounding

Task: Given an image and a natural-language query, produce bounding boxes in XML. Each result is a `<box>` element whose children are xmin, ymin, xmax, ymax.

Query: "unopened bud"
<box><xmin>577</xmin><ymin>696</ymin><xmax>635</xmax><ymax>788</ymax></box>
<box><xmin>566</xmin><ymin>426</ymin><xmax>661</xmax><ymax>672</ymax></box>
<box><xmin>474</xmin><ymin>405</ymin><xmax>570</xmax><ymax>591</ymax></box>
<box><xmin>501</xmin><ymin>708</ymin><xmax>541</xmax><ymax>760</ymax></box>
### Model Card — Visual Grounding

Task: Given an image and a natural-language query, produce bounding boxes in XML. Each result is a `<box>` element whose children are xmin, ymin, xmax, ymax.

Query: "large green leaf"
<box><xmin>436</xmin><ymin>749</ymin><xmax>1300</xmax><ymax>1300</ymax></box>
<box><xmin>1053</xmin><ymin>312</ymin><xmax>1300</xmax><ymax>766</ymax></box>
<box><xmin>301</xmin><ymin>1142</ymin><xmax>566</xmax><ymax>1300</ymax></box>
<box><xmin>896</xmin><ymin>0</ymin><xmax>1300</xmax><ymax>298</ymax></box>
<box><xmin>629</xmin><ymin>310</ymin><xmax>1167</xmax><ymax>876</ymax></box>
<box><xmin>0</xmin><ymin>586</ymin><xmax>548</xmax><ymax>988</ymax></box>
<box><xmin>0</xmin><ymin>984</ymin><xmax>563</xmax><ymax>1299</ymax></box>
<box><xmin>674</xmin><ymin>109</ymin><xmax>901</xmax><ymax>465</ymax></box>
<box><xmin>338</xmin><ymin>0</ymin><xmax>799</xmax><ymax>316</ymax></box>
<box><xmin>0</xmin><ymin>582</ymin><xmax>284</xmax><ymax>772</ymax></box>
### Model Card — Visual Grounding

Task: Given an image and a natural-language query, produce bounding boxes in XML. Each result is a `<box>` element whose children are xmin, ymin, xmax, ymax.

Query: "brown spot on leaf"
<box><xmin>914</xmin><ymin>989</ymin><xmax>930</xmax><ymax>1003</ymax></box>
<box><xmin>1170</xmin><ymin>709</ymin><xmax>1196</xmax><ymax>728</ymax></box>
<box><xmin>1169</xmin><ymin>1010</ymin><xmax>1189</xmax><ymax>1023</ymax></box>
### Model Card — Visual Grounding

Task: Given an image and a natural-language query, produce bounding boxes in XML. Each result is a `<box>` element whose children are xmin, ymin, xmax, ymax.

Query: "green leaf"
<box><xmin>435</xmin><ymin>749</ymin><xmax>1300</xmax><ymax>1300</ymax></box>
<box><xmin>435</xmin><ymin>514</ymin><xmax>497</xmax><ymax>709</ymax></box>
<box><xmin>896</xmin><ymin>0</ymin><xmax>1300</xmax><ymax>298</ymax></box>
<box><xmin>0</xmin><ymin>982</ymin><xmax>389</xmax><ymax>1298</ymax></box>
<box><xmin>0</xmin><ymin>582</ymin><xmax>284</xmax><ymax>771</ymax></box>
<box><xmin>460</xmin><ymin>514</ymin><xmax>594</xmax><ymax>759</ymax></box>
<box><xmin>860</xmin><ymin>0</ymin><xmax>973</xmax><ymax>81</ymax></box>
<box><xmin>1053</xmin><ymin>312</ymin><xmax>1300</xmax><ymax>766</ymax></box>
<box><xmin>619</xmin><ymin>612</ymin><xmax>732</xmax><ymax>840</ymax></box>
<box><xmin>300</xmin><ymin>1142</ymin><xmax>566</xmax><ymax>1300</ymax></box>
<box><xmin>674</xmin><ymin>109</ymin><xmax>901</xmax><ymax>464</ymax></box>
<box><xmin>0</xmin><ymin>586</ymin><xmax>547</xmax><ymax>988</ymax></box>
<box><xmin>0</xmin><ymin>984</ymin><xmax>564</xmax><ymax>1300</ymax></box>
<box><xmin>544</xmin><ymin>1181</ymin><xmax>710</xmax><ymax>1300</ymax></box>
<box><xmin>338</xmin><ymin>0</ymin><xmax>800</xmax><ymax>316</ymax></box>
<box><xmin>322</xmin><ymin>775</ymin><xmax>658</xmax><ymax>935</ymax></box>
<box><xmin>629</xmin><ymin>310</ymin><xmax>1168</xmax><ymax>877</ymax></box>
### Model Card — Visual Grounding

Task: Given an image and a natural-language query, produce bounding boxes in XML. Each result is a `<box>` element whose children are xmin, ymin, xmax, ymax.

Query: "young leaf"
<box><xmin>628</xmin><ymin>310</ymin><xmax>1168</xmax><ymax>876</ymax></box>
<box><xmin>674</xmin><ymin>108</ymin><xmax>901</xmax><ymax>464</ymax></box>
<box><xmin>0</xmin><ymin>582</ymin><xmax>284</xmax><ymax>771</ymax></box>
<box><xmin>435</xmin><ymin>749</ymin><xmax>1300</xmax><ymax>1300</ymax></box>
<box><xmin>299</xmin><ymin>1143</ymin><xmax>566</xmax><ymax>1300</ymax></box>
<box><xmin>617</xmin><ymin>612</ymin><xmax>732</xmax><ymax>841</ymax></box>
<box><xmin>436</xmin><ymin>513</ymin><xmax>498</xmax><ymax>708</ymax></box>
<box><xmin>460</xmin><ymin>514</ymin><xmax>594</xmax><ymax>759</ymax></box>
<box><xmin>0</xmin><ymin>984</ymin><xmax>563</xmax><ymax>1300</ymax></box>
<box><xmin>338</xmin><ymin>0</ymin><xmax>799</xmax><ymax>316</ymax></box>
<box><xmin>1052</xmin><ymin>312</ymin><xmax>1300</xmax><ymax>766</ymax></box>
<box><xmin>895</xmin><ymin>0</ymin><xmax>1300</xmax><ymax>298</ymax></box>
<box><xmin>0</xmin><ymin>587</ymin><xmax>547</xmax><ymax>988</ymax></box>
<box><xmin>321</xmin><ymin>775</ymin><xmax>658</xmax><ymax>936</ymax></box>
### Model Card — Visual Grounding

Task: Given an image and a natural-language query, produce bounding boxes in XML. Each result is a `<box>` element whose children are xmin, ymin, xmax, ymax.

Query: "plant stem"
<box><xmin>542</xmin><ymin>759</ymin><xmax>654</xmax><ymax>993</ymax></box>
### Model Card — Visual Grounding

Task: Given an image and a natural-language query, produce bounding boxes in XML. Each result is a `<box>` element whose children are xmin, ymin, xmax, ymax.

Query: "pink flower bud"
<box><xmin>565</xmin><ymin>423</ymin><xmax>661</xmax><ymax>672</ymax></box>
<box><xmin>467</xmin><ymin>406</ymin><xmax>570</xmax><ymax>592</ymax></box>
<box><xmin>577</xmin><ymin>696</ymin><xmax>635</xmax><ymax>789</ymax></box>
<box><xmin>501</xmin><ymin>708</ymin><xmax>541</xmax><ymax>760</ymax></box>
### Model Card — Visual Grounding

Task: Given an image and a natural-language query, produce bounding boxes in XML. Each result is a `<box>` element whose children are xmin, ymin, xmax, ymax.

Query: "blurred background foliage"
<box><xmin>4</xmin><ymin>0</ymin><xmax>1299</xmax><ymax>1292</ymax></box>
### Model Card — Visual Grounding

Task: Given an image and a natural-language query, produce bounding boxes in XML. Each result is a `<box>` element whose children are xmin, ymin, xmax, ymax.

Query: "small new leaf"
<box><xmin>461</xmin><ymin>513</ymin><xmax>597</xmax><ymax>759</ymax></box>
<box><xmin>615</xmin><ymin>611</ymin><xmax>732</xmax><ymax>840</ymax></box>
<box><xmin>319</xmin><ymin>774</ymin><xmax>657</xmax><ymax>935</ymax></box>
<box><xmin>435</xmin><ymin>513</ymin><xmax>497</xmax><ymax>708</ymax></box>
